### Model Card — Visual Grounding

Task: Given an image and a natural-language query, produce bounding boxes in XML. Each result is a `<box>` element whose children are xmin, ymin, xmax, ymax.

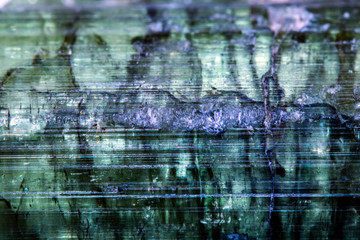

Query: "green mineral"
<box><xmin>0</xmin><ymin>0</ymin><xmax>360</xmax><ymax>239</ymax></box>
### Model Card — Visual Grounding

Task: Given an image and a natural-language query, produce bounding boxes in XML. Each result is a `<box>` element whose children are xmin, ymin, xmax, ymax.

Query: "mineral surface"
<box><xmin>1</xmin><ymin>0</ymin><xmax>360</xmax><ymax>239</ymax></box>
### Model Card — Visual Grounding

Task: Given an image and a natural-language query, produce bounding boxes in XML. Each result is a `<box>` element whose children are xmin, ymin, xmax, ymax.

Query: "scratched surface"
<box><xmin>1</xmin><ymin>0</ymin><xmax>360</xmax><ymax>239</ymax></box>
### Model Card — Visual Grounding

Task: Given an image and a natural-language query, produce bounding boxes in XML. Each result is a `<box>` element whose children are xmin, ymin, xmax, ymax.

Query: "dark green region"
<box><xmin>1</xmin><ymin>1</ymin><xmax>360</xmax><ymax>239</ymax></box>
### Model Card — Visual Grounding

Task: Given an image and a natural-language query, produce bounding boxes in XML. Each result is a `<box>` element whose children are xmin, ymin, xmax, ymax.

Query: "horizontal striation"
<box><xmin>1</xmin><ymin>0</ymin><xmax>360</xmax><ymax>239</ymax></box>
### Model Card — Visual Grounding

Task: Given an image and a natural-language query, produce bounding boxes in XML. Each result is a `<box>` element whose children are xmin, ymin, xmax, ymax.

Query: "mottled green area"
<box><xmin>1</xmin><ymin>1</ymin><xmax>360</xmax><ymax>239</ymax></box>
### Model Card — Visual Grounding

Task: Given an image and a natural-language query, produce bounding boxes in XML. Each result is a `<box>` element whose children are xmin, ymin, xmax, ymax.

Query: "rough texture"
<box><xmin>1</xmin><ymin>0</ymin><xmax>360</xmax><ymax>239</ymax></box>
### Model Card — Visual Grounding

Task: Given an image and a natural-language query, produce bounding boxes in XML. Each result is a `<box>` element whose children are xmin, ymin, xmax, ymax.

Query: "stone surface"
<box><xmin>1</xmin><ymin>0</ymin><xmax>360</xmax><ymax>239</ymax></box>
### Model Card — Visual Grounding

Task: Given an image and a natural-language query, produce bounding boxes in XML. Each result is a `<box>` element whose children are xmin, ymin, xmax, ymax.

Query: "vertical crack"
<box><xmin>247</xmin><ymin>32</ymin><xmax>262</xmax><ymax>98</ymax></box>
<box><xmin>222</xmin><ymin>9</ymin><xmax>242</xmax><ymax>91</ymax></box>
<box><xmin>188</xmin><ymin>131</ymin><xmax>207</xmax><ymax>239</ymax></box>
<box><xmin>57</xmin><ymin>17</ymin><xmax>80</xmax><ymax>90</ymax></box>
<box><xmin>263</xmin><ymin>133</ymin><xmax>284</xmax><ymax>239</ymax></box>
<box><xmin>260</xmin><ymin>34</ymin><xmax>286</xmax><ymax>133</ymax></box>
<box><xmin>185</xmin><ymin>7</ymin><xmax>203</xmax><ymax>100</ymax></box>
<box><xmin>7</xmin><ymin>108</ymin><xmax>10</xmax><ymax>130</ymax></box>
